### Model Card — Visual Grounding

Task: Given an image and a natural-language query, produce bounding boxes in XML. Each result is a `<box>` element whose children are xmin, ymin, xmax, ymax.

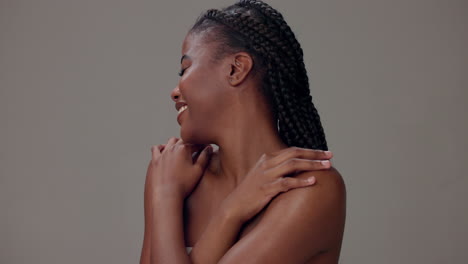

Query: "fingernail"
<box><xmin>307</xmin><ymin>176</ymin><xmax>316</xmax><ymax>183</ymax></box>
<box><xmin>324</xmin><ymin>151</ymin><xmax>332</xmax><ymax>156</ymax></box>
<box><xmin>321</xmin><ymin>160</ymin><xmax>330</xmax><ymax>166</ymax></box>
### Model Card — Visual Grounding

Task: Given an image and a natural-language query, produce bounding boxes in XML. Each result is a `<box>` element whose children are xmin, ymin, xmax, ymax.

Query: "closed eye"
<box><xmin>178</xmin><ymin>68</ymin><xmax>186</xmax><ymax>76</ymax></box>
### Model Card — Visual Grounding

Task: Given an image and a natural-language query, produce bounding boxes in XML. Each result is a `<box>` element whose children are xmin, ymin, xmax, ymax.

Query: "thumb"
<box><xmin>195</xmin><ymin>145</ymin><xmax>213</xmax><ymax>170</ymax></box>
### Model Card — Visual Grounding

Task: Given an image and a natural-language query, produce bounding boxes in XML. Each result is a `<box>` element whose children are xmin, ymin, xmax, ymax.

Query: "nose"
<box><xmin>171</xmin><ymin>86</ymin><xmax>181</xmax><ymax>102</ymax></box>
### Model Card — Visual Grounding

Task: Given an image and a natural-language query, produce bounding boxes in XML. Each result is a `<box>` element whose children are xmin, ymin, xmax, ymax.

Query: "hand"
<box><xmin>221</xmin><ymin>147</ymin><xmax>333</xmax><ymax>223</ymax></box>
<box><xmin>147</xmin><ymin>137</ymin><xmax>214</xmax><ymax>199</ymax></box>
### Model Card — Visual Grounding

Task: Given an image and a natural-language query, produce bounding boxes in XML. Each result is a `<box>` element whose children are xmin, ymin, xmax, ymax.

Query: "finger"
<box><xmin>266</xmin><ymin>147</ymin><xmax>332</xmax><ymax>168</ymax></box>
<box><xmin>158</xmin><ymin>144</ymin><xmax>165</xmax><ymax>152</ymax></box>
<box><xmin>269</xmin><ymin>147</ymin><xmax>332</xmax><ymax>159</ymax></box>
<box><xmin>170</xmin><ymin>137</ymin><xmax>208</xmax><ymax>156</ymax></box>
<box><xmin>194</xmin><ymin>145</ymin><xmax>213</xmax><ymax>171</ymax></box>
<box><xmin>165</xmin><ymin>137</ymin><xmax>180</xmax><ymax>150</ymax></box>
<box><xmin>190</xmin><ymin>144</ymin><xmax>211</xmax><ymax>164</ymax></box>
<box><xmin>271</xmin><ymin>176</ymin><xmax>316</xmax><ymax>193</ymax></box>
<box><xmin>151</xmin><ymin>145</ymin><xmax>162</xmax><ymax>160</ymax></box>
<box><xmin>174</xmin><ymin>138</ymin><xmax>184</xmax><ymax>146</ymax></box>
<box><xmin>185</xmin><ymin>143</ymin><xmax>210</xmax><ymax>154</ymax></box>
<box><xmin>265</xmin><ymin>158</ymin><xmax>331</xmax><ymax>179</ymax></box>
<box><xmin>172</xmin><ymin>138</ymin><xmax>205</xmax><ymax>152</ymax></box>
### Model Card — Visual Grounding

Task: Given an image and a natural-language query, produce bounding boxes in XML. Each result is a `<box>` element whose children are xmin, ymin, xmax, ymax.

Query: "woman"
<box><xmin>140</xmin><ymin>1</ymin><xmax>346</xmax><ymax>263</ymax></box>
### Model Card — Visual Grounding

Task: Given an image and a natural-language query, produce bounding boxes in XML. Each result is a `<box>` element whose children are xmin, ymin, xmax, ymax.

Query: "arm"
<box><xmin>143</xmin><ymin>144</ymin><xmax>337</xmax><ymax>263</ymax></box>
<box><xmin>140</xmin><ymin>173</ymin><xmax>243</xmax><ymax>264</ymax></box>
<box><xmin>217</xmin><ymin>167</ymin><xmax>347</xmax><ymax>264</ymax></box>
<box><xmin>140</xmin><ymin>162</ymin><xmax>153</xmax><ymax>264</ymax></box>
<box><xmin>141</xmin><ymin>141</ymin><xmax>242</xmax><ymax>264</ymax></box>
<box><xmin>150</xmin><ymin>188</ymin><xmax>191</xmax><ymax>264</ymax></box>
<box><xmin>188</xmin><ymin>203</ymin><xmax>243</xmax><ymax>263</ymax></box>
<box><xmin>150</xmin><ymin>189</ymin><xmax>246</xmax><ymax>264</ymax></box>
<box><xmin>148</xmin><ymin>167</ymin><xmax>345</xmax><ymax>264</ymax></box>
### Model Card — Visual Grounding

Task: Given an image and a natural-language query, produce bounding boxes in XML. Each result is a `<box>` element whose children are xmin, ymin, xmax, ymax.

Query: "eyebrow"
<box><xmin>180</xmin><ymin>54</ymin><xmax>191</xmax><ymax>64</ymax></box>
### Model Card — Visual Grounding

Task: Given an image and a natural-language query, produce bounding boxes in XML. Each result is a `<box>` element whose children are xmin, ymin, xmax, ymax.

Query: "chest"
<box><xmin>182</xmin><ymin>173</ymin><xmax>264</xmax><ymax>247</ymax></box>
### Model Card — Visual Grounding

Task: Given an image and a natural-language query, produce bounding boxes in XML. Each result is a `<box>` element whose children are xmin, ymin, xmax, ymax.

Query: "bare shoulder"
<box><xmin>267</xmin><ymin>165</ymin><xmax>346</xmax><ymax>210</ymax></box>
<box><xmin>288</xmin><ymin>166</ymin><xmax>347</xmax><ymax>204</ymax></box>
<box><xmin>218</xmin><ymin>167</ymin><xmax>347</xmax><ymax>263</ymax></box>
<box><xmin>259</xmin><ymin>165</ymin><xmax>347</xmax><ymax>253</ymax></box>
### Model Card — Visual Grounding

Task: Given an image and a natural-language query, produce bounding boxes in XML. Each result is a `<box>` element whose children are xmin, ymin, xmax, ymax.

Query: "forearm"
<box><xmin>151</xmin><ymin>189</ymin><xmax>191</xmax><ymax>264</ymax></box>
<box><xmin>189</xmin><ymin>205</ymin><xmax>243</xmax><ymax>264</ymax></box>
<box><xmin>139</xmin><ymin>182</ymin><xmax>152</xmax><ymax>264</ymax></box>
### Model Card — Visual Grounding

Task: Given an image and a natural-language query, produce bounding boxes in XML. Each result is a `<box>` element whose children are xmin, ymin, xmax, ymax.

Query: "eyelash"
<box><xmin>178</xmin><ymin>68</ymin><xmax>186</xmax><ymax>76</ymax></box>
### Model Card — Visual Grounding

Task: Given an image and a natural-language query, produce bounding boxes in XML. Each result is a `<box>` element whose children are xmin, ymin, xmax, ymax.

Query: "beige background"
<box><xmin>1</xmin><ymin>0</ymin><xmax>467</xmax><ymax>263</ymax></box>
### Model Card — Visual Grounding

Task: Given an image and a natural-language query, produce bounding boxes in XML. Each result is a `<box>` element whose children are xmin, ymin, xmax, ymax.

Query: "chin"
<box><xmin>180</xmin><ymin>127</ymin><xmax>207</xmax><ymax>144</ymax></box>
<box><xmin>180</xmin><ymin>126</ymin><xmax>210</xmax><ymax>145</ymax></box>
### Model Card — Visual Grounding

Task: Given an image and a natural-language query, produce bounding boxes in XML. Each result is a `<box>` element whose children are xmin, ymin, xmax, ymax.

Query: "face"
<box><xmin>170</xmin><ymin>32</ymin><xmax>234</xmax><ymax>144</ymax></box>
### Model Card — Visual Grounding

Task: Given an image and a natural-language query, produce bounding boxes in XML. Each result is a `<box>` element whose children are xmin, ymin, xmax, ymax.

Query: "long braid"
<box><xmin>237</xmin><ymin>0</ymin><xmax>327</xmax><ymax>149</ymax></box>
<box><xmin>190</xmin><ymin>0</ymin><xmax>328</xmax><ymax>150</ymax></box>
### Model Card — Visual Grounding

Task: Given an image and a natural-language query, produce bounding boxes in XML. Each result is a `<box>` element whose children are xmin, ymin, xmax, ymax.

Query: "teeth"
<box><xmin>178</xmin><ymin>105</ymin><xmax>188</xmax><ymax>114</ymax></box>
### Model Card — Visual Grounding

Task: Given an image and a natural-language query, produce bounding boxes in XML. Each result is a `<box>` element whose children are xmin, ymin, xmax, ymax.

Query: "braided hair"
<box><xmin>189</xmin><ymin>0</ymin><xmax>328</xmax><ymax>150</ymax></box>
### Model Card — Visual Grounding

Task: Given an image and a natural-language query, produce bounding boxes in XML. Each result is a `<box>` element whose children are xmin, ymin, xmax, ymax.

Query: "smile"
<box><xmin>178</xmin><ymin>105</ymin><xmax>188</xmax><ymax>114</ymax></box>
<box><xmin>177</xmin><ymin>105</ymin><xmax>188</xmax><ymax>125</ymax></box>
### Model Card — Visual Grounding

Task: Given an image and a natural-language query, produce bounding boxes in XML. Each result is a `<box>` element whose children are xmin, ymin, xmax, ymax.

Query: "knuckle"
<box><xmin>259</xmin><ymin>170</ymin><xmax>270</xmax><ymax>179</ymax></box>
<box><xmin>259</xmin><ymin>159</ymin><xmax>269</xmax><ymax>169</ymax></box>
<box><xmin>280</xmin><ymin>178</ymin><xmax>292</xmax><ymax>190</ymax></box>
<box><xmin>287</xmin><ymin>158</ymin><xmax>298</xmax><ymax>168</ymax></box>
<box><xmin>316</xmin><ymin>149</ymin><xmax>327</xmax><ymax>158</ymax></box>
<box><xmin>287</xmin><ymin>147</ymin><xmax>300</xmax><ymax>157</ymax></box>
<box><xmin>193</xmin><ymin>163</ymin><xmax>202</xmax><ymax>171</ymax></box>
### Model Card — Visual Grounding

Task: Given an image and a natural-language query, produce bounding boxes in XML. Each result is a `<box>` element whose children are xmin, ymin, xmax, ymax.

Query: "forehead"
<box><xmin>181</xmin><ymin>31</ymin><xmax>217</xmax><ymax>57</ymax></box>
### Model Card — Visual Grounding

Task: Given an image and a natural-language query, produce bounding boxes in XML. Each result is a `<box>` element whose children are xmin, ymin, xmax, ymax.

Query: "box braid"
<box><xmin>189</xmin><ymin>0</ymin><xmax>328</xmax><ymax>150</ymax></box>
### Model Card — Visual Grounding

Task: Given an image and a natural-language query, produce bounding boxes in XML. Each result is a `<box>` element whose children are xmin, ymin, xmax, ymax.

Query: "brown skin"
<box><xmin>140</xmin><ymin>32</ymin><xmax>346</xmax><ymax>264</ymax></box>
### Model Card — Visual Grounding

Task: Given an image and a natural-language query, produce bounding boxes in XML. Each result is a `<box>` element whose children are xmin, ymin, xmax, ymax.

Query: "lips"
<box><xmin>175</xmin><ymin>101</ymin><xmax>188</xmax><ymax>125</ymax></box>
<box><xmin>175</xmin><ymin>102</ymin><xmax>188</xmax><ymax>112</ymax></box>
<box><xmin>177</xmin><ymin>106</ymin><xmax>187</xmax><ymax>125</ymax></box>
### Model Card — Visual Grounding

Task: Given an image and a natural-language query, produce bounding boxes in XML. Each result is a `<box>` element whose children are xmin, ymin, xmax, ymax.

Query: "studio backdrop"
<box><xmin>1</xmin><ymin>0</ymin><xmax>467</xmax><ymax>263</ymax></box>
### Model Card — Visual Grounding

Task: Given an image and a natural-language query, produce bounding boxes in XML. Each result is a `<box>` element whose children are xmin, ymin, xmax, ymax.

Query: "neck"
<box><xmin>209</xmin><ymin>108</ymin><xmax>288</xmax><ymax>188</ymax></box>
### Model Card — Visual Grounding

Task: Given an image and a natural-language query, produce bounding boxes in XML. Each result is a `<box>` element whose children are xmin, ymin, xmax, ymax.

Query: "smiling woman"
<box><xmin>140</xmin><ymin>1</ymin><xmax>346</xmax><ymax>264</ymax></box>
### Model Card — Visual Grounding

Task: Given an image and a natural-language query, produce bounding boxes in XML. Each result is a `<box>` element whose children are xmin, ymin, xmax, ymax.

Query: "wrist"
<box><xmin>217</xmin><ymin>201</ymin><xmax>244</xmax><ymax>226</ymax></box>
<box><xmin>152</xmin><ymin>186</ymin><xmax>185</xmax><ymax>205</ymax></box>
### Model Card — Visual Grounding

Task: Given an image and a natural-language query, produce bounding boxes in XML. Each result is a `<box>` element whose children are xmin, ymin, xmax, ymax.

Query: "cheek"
<box><xmin>194</xmin><ymin>85</ymin><xmax>227</xmax><ymax>118</ymax></box>
<box><xmin>180</xmin><ymin>65</ymin><xmax>230</xmax><ymax>122</ymax></box>
<box><xmin>184</xmin><ymin>77</ymin><xmax>224</xmax><ymax>114</ymax></box>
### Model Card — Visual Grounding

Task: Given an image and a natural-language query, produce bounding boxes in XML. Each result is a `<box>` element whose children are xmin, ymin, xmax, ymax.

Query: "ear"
<box><xmin>227</xmin><ymin>52</ymin><xmax>254</xmax><ymax>86</ymax></box>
